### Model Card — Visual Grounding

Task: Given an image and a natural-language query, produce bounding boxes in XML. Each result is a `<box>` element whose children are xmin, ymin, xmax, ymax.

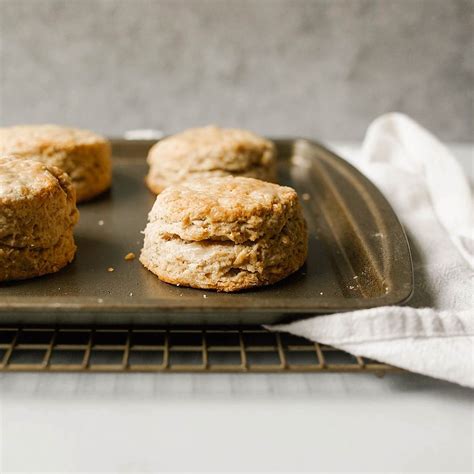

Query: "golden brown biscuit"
<box><xmin>0</xmin><ymin>156</ymin><xmax>79</xmax><ymax>281</ymax></box>
<box><xmin>0</xmin><ymin>124</ymin><xmax>112</xmax><ymax>202</ymax></box>
<box><xmin>140</xmin><ymin>177</ymin><xmax>307</xmax><ymax>292</ymax></box>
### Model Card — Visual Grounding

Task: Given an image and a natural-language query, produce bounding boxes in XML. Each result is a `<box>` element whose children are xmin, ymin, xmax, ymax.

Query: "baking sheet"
<box><xmin>0</xmin><ymin>139</ymin><xmax>413</xmax><ymax>325</ymax></box>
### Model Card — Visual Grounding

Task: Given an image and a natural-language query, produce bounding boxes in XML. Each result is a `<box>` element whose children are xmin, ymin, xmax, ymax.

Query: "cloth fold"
<box><xmin>268</xmin><ymin>113</ymin><xmax>474</xmax><ymax>388</ymax></box>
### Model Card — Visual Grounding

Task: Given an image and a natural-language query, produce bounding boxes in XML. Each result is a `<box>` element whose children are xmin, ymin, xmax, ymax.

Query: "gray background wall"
<box><xmin>0</xmin><ymin>0</ymin><xmax>472</xmax><ymax>141</ymax></box>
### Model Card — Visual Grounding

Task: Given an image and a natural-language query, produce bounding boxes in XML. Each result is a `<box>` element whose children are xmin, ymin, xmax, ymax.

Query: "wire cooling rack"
<box><xmin>0</xmin><ymin>326</ymin><xmax>399</xmax><ymax>374</ymax></box>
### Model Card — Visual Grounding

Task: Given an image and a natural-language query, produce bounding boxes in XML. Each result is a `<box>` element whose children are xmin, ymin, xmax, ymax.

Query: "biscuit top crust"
<box><xmin>0</xmin><ymin>155</ymin><xmax>65</xmax><ymax>201</ymax></box>
<box><xmin>147</xmin><ymin>126</ymin><xmax>276</xmax><ymax>172</ymax></box>
<box><xmin>148</xmin><ymin>176</ymin><xmax>299</xmax><ymax>243</ymax></box>
<box><xmin>0</xmin><ymin>124</ymin><xmax>108</xmax><ymax>156</ymax></box>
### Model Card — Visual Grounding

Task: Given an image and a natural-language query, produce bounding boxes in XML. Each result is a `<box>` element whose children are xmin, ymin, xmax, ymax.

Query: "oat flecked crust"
<box><xmin>0</xmin><ymin>156</ymin><xmax>79</xmax><ymax>281</ymax></box>
<box><xmin>140</xmin><ymin>176</ymin><xmax>308</xmax><ymax>292</ymax></box>
<box><xmin>0</xmin><ymin>124</ymin><xmax>112</xmax><ymax>202</ymax></box>
<box><xmin>145</xmin><ymin>126</ymin><xmax>277</xmax><ymax>193</ymax></box>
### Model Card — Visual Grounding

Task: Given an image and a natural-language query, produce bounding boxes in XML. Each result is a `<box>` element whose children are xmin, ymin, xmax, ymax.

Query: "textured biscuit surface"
<box><xmin>0</xmin><ymin>231</ymin><xmax>76</xmax><ymax>281</ymax></box>
<box><xmin>0</xmin><ymin>156</ymin><xmax>78</xmax><ymax>248</ymax></box>
<box><xmin>0</xmin><ymin>124</ymin><xmax>112</xmax><ymax>202</ymax></box>
<box><xmin>0</xmin><ymin>155</ymin><xmax>78</xmax><ymax>281</ymax></box>
<box><xmin>140</xmin><ymin>176</ymin><xmax>308</xmax><ymax>292</ymax></box>
<box><xmin>148</xmin><ymin>176</ymin><xmax>299</xmax><ymax>243</ymax></box>
<box><xmin>146</xmin><ymin>164</ymin><xmax>275</xmax><ymax>195</ymax></box>
<box><xmin>146</xmin><ymin>126</ymin><xmax>277</xmax><ymax>193</ymax></box>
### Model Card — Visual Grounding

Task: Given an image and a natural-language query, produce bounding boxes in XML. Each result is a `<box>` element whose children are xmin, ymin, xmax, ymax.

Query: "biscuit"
<box><xmin>0</xmin><ymin>156</ymin><xmax>79</xmax><ymax>281</ymax></box>
<box><xmin>0</xmin><ymin>124</ymin><xmax>112</xmax><ymax>202</ymax></box>
<box><xmin>140</xmin><ymin>177</ymin><xmax>307</xmax><ymax>292</ymax></box>
<box><xmin>146</xmin><ymin>126</ymin><xmax>277</xmax><ymax>193</ymax></box>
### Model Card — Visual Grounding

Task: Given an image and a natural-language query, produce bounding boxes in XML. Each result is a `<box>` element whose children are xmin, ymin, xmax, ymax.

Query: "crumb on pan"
<box><xmin>124</xmin><ymin>252</ymin><xmax>136</xmax><ymax>261</ymax></box>
<box><xmin>302</xmin><ymin>193</ymin><xmax>310</xmax><ymax>201</ymax></box>
<box><xmin>107</xmin><ymin>267</ymin><xmax>114</xmax><ymax>272</ymax></box>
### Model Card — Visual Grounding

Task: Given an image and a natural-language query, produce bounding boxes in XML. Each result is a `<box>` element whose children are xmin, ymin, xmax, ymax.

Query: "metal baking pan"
<box><xmin>0</xmin><ymin>138</ymin><xmax>413</xmax><ymax>325</ymax></box>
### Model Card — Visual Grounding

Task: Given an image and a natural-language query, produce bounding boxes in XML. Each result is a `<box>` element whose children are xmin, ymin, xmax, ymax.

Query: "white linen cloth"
<box><xmin>268</xmin><ymin>113</ymin><xmax>474</xmax><ymax>388</ymax></box>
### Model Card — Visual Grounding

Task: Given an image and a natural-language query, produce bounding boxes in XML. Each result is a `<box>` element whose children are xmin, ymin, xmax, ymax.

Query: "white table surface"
<box><xmin>0</xmin><ymin>143</ymin><xmax>472</xmax><ymax>473</ymax></box>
